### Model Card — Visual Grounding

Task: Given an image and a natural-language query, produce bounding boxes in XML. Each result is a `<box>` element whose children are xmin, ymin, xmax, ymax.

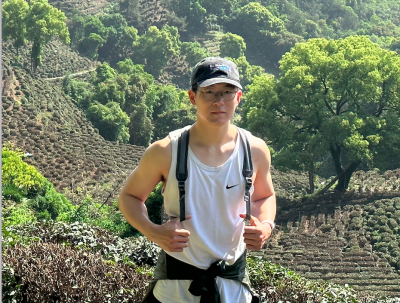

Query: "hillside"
<box><xmin>2</xmin><ymin>41</ymin><xmax>145</xmax><ymax>203</ymax></box>
<box><xmin>258</xmin><ymin>193</ymin><xmax>400</xmax><ymax>297</ymax></box>
<box><xmin>3</xmin><ymin>0</ymin><xmax>400</xmax><ymax>301</ymax></box>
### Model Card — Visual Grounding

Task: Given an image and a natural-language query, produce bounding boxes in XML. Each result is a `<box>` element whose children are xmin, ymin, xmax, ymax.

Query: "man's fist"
<box><xmin>239</xmin><ymin>214</ymin><xmax>271</xmax><ymax>251</ymax></box>
<box><xmin>150</xmin><ymin>215</ymin><xmax>191</xmax><ymax>252</ymax></box>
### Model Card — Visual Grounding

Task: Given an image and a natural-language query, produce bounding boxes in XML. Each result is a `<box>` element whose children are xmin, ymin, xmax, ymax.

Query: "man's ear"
<box><xmin>236</xmin><ymin>90</ymin><xmax>242</xmax><ymax>104</ymax></box>
<box><xmin>188</xmin><ymin>90</ymin><xmax>196</xmax><ymax>105</ymax></box>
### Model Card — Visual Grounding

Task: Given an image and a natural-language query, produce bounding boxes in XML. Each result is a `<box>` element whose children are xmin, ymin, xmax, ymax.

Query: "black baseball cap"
<box><xmin>190</xmin><ymin>57</ymin><xmax>242</xmax><ymax>90</ymax></box>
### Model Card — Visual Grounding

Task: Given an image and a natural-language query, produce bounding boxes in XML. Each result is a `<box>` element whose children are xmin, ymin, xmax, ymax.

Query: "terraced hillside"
<box><xmin>138</xmin><ymin>0</ymin><xmax>168</xmax><ymax>30</ymax></box>
<box><xmin>2</xmin><ymin>40</ymin><xmax>311</xmax><ymax>203</ymax></box>
<box><xmin>3</xmin><ymin>40</ymin><xmax>97</xmax><ymax>79</ymax></box>
<box><xmin>2</xmin><ymin>50</ymin><xmax>145</xmax><ymax>203</ymax></box>
<box><xmin>49</xmin><ymin>0</ymin><xmax>112</xmax><ymax>17</ymax></box>
<box><xmin>260</xmin><ymin>195</ymin><xmax>400</xmax><ymax>297</ymax></box>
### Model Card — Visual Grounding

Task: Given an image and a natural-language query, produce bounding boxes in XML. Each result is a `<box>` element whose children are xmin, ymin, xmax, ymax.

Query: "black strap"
<box><xmin>176</xmin><ymin>129</ymin><xmax>190</xmax><ymax>222</ymax></box>
<box><xmin>237</xmin><ymin>128</ymin><xmax>253</xmax><ymax>221</ymax></box>
<box><xmin>176</xmin><ymin>127</ymin><xmax>253</xmax><ymax>222</ymax></box>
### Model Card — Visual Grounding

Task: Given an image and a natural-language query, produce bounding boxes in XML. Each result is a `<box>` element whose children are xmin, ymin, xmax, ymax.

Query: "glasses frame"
<box><xmin>199</xmin><ymin>89</ymin><xmax>239</xmax><ymax>102</ymax></box>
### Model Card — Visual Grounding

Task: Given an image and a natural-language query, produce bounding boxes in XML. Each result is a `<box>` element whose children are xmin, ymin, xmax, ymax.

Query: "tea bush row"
<box><xmin>4</xmin><ymin>220</ymin><xmax>161</xmax><ymax>266</ymax></box>
<box><xmin>2</xmin><ymin>242</ymin><xmax>152</xmax><ymax>303</ymax></box>
<box><xmin>3</xmin><ymin>241</ymin><xmax>378</xmax><ymax>303</ymax></box>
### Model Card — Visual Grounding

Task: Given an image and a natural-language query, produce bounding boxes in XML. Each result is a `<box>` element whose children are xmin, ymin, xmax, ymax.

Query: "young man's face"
<box><xmin>189</xmin><ymin>83</ymin><xmax>242</xmax><ymax>125</ymax></box>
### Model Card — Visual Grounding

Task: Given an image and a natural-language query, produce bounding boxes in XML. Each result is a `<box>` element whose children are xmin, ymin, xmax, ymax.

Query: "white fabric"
<box><xmin>153</xmin><ymin>126</ymin><xmax>253</xmax><ymax>303</ymax></box>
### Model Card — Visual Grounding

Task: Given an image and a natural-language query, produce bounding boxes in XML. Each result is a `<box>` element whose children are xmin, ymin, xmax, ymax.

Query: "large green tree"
<box><xmin>242</xmin><ymin>36</ymin><xmax>400</xmax><ymax>192</ymax></box>
<box><xmin>219</xmin><ymin>32</ymin><xmax>246</xmax><ymax>59</ymax></box>
<box><xmin>133</xmin><ymin>25</ymin><xmax>181</xmax><ymax>77</ymax></box>
<box><xmin>25</xmin><ymin>0</ymin><xmax>70</xmax><ymax>71</ymax></box>
<box><xmin>86</xmin><ymin>102</ymin><xmax>130</xmax><ymax>143</ymax></box>
<box><xmin>181</xmin><ymin>41</ymin><xmax>210</xmax><ymax>67</ymax></box>
<box><xmin>2</xmin><ymin>0</ymin><xmax>29</xmax><ymax>56</ymax></box>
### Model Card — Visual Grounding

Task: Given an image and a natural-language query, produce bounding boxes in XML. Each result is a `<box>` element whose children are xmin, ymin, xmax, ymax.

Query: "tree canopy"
<box><xmin>25</xmin><ymin>0</ymin><xmax>70</xmax><ymax>71</ymax></box>
<box><xmin>2</xmin><ymin>0</ymin><xmax>30</xmax><ymax>56</ymax></box>
<box><xmin>241</xmin><ymin>36</ymin><xmax>400</xmax><ymax>192</ymax></box>
<box><xmin>219</xmin><ymin>33</ymin><xmax>246</xmax><ymax>59</ymax></box>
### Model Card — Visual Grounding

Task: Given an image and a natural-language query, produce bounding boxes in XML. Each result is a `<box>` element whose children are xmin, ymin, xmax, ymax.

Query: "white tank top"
<box><xmin>153</xmin><ymin>126</ymin><xmax>253</xmax><ymax>303</ymax></box>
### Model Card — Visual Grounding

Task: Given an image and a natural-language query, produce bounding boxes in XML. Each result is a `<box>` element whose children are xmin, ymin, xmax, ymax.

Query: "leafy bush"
<box><xmin>247</xmin><ymin>256</ymin><xmax>358</xmax><ymax>303</ymax></box>
<box><xmin>2</xmin><ymin>243</ymin><xmax>152</xmax><ymax>302</ymax></box>
<box><xmin>29</xmin><ymin>187</ymin><xmax>74</xmax><ymax>220</ymax></box>
<box><xmin>2</xmin><ymin>148</ymin><xmax>50</xmax><ymax>198</ymax></box>
<box><xmin>145</xmin><ymin>182</ymin><xmax>164</xmax><ymax>225</ymax></box>
<box><xmin>2</xmin><ymin>200</ymin><xmax>37</xmax><ymax>227</ymax></box>
<box><xmin>5</xmin><ymin>221</ymin><xmax>161</xmax><ymax>266</ymax></box>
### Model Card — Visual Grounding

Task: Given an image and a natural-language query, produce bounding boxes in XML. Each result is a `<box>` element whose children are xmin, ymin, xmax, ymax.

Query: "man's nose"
<box><xmin>213</xmin><ymin>92</ymin><xmax>225</xmax><ymax>104</ymax></box>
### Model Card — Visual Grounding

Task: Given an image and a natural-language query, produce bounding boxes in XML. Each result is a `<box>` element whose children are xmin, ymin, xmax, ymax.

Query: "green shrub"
<box><xmin>29</xmin><ymin>187</ymin><xmax>74</xmax><ymax>220</ymax></box>
<box><xmin>2</xmin><ymin>200</ymin><xmax>37</xmax><ymax>227</ymax></box>
<box><xmin>2</xmin><ymin>148</ymin><xmax>50</xmax><ymax>198</ymax></box>
<box><xmin>145</xmin><ymin>182</ymin><xmax>163</xmax><ymax>225</ymax></box>
<box><xmin>2</xmin><ymin>243</ymin><xmax>151</xmax><ymax>302</ymax></box>
<box><xmin>247</xmin><ymin>256</ymin><xmax>358</xmax><ymax>302</ymax></box>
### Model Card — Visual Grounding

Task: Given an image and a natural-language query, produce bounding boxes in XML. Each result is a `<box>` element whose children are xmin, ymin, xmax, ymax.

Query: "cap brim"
<box><xmin>198</xmin><ymin>78</ymin><xmax>242</xmax><ymax>90</ymax></box>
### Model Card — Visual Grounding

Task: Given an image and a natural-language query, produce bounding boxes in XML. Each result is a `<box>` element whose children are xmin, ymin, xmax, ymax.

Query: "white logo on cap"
<box><xmin>209</xmin><ymin>64</ymin><xmax>231</xmax><ymax>74</ymax></box>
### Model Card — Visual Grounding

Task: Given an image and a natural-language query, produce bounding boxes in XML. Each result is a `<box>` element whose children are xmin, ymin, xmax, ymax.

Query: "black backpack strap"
<box><xmin>176</xmin><ymin>129</ymin><xmax>190</xmax><ymax>222</ymax></box>
<box><xmin>237</xmin><ymin>128</ymin><xmax>253</xmax><ymax>221</ymax></box>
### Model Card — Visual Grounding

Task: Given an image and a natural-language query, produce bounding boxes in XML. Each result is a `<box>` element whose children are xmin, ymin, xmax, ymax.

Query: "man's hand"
<box><xmin>239</xmin><ymin>214</ymin><xmax>271</xmax><ymax>251</ymax></box>
<box><xmin>150</xmin><ymin>215</ymin><xmax>192</xmax><ymax>252</ymax></box>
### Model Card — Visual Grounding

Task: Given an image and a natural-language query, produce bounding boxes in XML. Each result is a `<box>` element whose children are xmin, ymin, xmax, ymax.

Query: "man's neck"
<box><xmin>190</xmin><ymin>121</ymin><xmax>237</xmax><ymax>147</ymax></box>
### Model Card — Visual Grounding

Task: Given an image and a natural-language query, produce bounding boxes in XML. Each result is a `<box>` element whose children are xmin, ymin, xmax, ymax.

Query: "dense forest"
<box><xmin>2</xmin><ymin>0</ymin><xmax>400</xmax><ymax>301</ymax></box>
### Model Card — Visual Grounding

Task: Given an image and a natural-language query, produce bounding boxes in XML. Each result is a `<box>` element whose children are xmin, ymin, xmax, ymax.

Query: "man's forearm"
<box><xmin>251</xmin><ymin>193</ymin><xmax>276</xmax><ymax>223</ymax></box>
<box><xmin>118</xmin><ymin>194</ymin><xmax>158</xmax><ymax>241</ymax></box>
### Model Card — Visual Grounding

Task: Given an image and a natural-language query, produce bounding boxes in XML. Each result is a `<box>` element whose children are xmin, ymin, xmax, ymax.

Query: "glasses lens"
<box><xmin>201</xmin><ymin>90</ymin><xmax>237</xmax><ymax>101</ymax></box>
<box><xmin>203</xmin><ymin>92</ymin><xmax>216</xmax><ymax>101</ymax></box>
<box><xmin>223</xmin><ymin>91</ymin><xmax>236</xmax><ymax>101</ymax></box>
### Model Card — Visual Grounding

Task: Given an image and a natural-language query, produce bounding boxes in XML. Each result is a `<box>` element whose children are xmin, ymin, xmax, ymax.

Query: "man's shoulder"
<box><xmin>146</xmin><ymin>136</ymin><xmax>172</xmax><ymax>157</ymax></box>
<box><xmin>242</xmin><ymin>131</ymin><xmax>270</xmax><ymax>163</ymax></box>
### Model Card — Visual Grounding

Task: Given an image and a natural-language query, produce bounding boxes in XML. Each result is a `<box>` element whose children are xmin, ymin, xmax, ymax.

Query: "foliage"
<box><xmin>133</xmin><ymin>25</ymin><xmax>181</xmax><ymax>77</ymax></box>
<box><xmin>29</xmin><ymin>187</ymin><xmax>75</xmax><ymax>220</ymax></box>
<box><xmin>2</xmin><ymin>0</ymin><xmax>29</xmax><ymax>56</ymax></box>
<box><xmin>78</xmin><ymin>33</ymin><xmax>105</xmax><ymax>59</ymax></box>
<box><xmin>241</xmin><ymin>36</ymin><xmax>400</xmax><ymax>191</ymax></box>
<box><xmin>2</xmin><ymin>243</ymin><xmax>152</xmax><ymax>302</ymax></box>
<box><xmin>4</xmin><ymin>221</ymin><xmax>160</xmax><ymax>266</ymax></box>
<box><xmin>86</xmin><ymin>102</ymin><xmax>130</xmax><ymax>143</ymax></box>
<box><xmin>145</xmin><ymin>182</ymin><xmax>164</xmax><ymax>225</ymax></box>
<box><xmin>219</xmin><ymin>32</ymin><xmax>246</xmax><ymax>59</ymax></box>
<box><xmin>229</xmin><ymin>56</ymin><xmax>264</xmax><ymax>89</ymax></box>
<box><xmin>62</xmin><ymin>74</ymin><xmax>90</xmax><ymax>107</ymax></box>
<box><xmin>152</xmin><ymin>108</ymin><xmax>197</xmax><ymax>141</ymax></box>
<box><xmin>2</xmin><ymin>200</ymin><xmax>37</xmax><ymax>227</ymax></box>
<box><xmin>144</xmin><ymin>84</ymin><xmax>181</xmax><ymax>120</ymax></box>
<box><xmin>25</xmin><ymin>0</ymin><xmax>70</xmax><ymax>71</ymax></box>
<box><xmin>128</xmin><ymin>102</ymin><xmax>154</xmax><ymax>146</ymax></box>
<box><xmin>181</xmin><ymin>41</ymin><xmax>211</xmax><ymax>68</ymax></box>
<box><xmin>2</xmin><ymin>148</ymin><xmax>49</xmax><ymax>198</ymax></box>
<box><xmin>247</xmin><ymin>256</ymin><xmax>358</xmax><ymax>302</ymax></box>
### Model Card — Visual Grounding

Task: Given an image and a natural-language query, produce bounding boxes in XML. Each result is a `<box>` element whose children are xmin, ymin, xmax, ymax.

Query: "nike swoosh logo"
<box><xmin>226</xmin><ymin>184</ymin><xmax>239</xmax><ymax>189</ymax></box>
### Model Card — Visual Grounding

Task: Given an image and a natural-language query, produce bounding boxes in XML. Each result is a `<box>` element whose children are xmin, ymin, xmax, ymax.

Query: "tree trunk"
<box><xmin>308</xmin><ymin>171</ymin><xmax>315</xmax><ymax>194</ymax></box>
<box><xmin>330</xmin><ymin>145</ymin><xmax>343</xmax><ymax>175</ymax></box>
<box><xmin>334</xmin><ymin>161</ymin><xmax>361</xmax><ymax>192</ymax></box>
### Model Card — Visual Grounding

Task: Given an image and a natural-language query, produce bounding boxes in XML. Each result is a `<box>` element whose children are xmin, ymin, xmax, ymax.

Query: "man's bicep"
<box><xmin>251</xmin><ymin>139</ymin><xmax>275</xmax><ymax>202</ymax></box>
<box><xmin>120</xmin><ymin>144</ymin><xmax>168</xmax><ymax>202</ymax></box>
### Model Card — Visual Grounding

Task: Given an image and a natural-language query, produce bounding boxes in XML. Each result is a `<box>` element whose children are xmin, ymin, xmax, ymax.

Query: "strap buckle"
<box><xmin>245</xmin><ymin>177</ymin><xmax>252</xmax><ymax>188</ymax></box>
<box><xmin>178</xmin><ymin>180</ymin><xmax>185</xmax><ymax>190</ymax></box>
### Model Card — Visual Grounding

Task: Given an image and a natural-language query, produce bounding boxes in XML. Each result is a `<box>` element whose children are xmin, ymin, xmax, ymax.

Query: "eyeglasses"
<box><xmin>199</xmin><ymin>89</ymin><xmax>238</xmax><ymax>102</ymax></box>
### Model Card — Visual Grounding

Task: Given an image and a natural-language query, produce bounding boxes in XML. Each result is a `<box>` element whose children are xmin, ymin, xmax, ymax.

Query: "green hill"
<box><xmin>2</xmin><ymin>0</ymin><xmax>400</xmax><ymax>301</ymax></box>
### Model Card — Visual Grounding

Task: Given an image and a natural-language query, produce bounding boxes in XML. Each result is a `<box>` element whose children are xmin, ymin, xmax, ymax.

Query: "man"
<box><xmin>119</xmin><ymin>57</ymin><xmax>276</xmax><ymax>303</ymax></box>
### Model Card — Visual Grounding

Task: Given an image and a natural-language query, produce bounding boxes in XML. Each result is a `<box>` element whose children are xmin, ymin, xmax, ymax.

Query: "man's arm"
<box><xmin>240</xmin><ymin>136</ymin><xmax>276</xmax><ymax>251</ymax></box>
<box><xmin>118</xmin><ymin>138</ymin><xmax>191</xmax><ymax>252</ymax></box>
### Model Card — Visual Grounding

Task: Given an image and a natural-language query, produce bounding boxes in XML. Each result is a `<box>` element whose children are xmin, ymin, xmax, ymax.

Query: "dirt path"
<box><xmin>43</xmin><ymin>68</ymin><xmax>96</xmax><ymax>81</ymax></box>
